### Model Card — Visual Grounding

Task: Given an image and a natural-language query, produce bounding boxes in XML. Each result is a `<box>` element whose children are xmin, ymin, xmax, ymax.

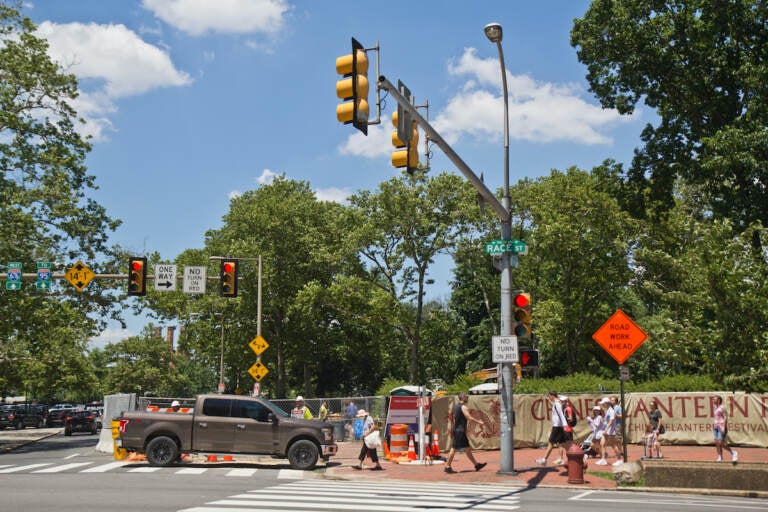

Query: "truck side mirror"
<box><xmin>268</xmin><ymin>413</ymin><xmax>276</xmax><ymax>423</ymax></box>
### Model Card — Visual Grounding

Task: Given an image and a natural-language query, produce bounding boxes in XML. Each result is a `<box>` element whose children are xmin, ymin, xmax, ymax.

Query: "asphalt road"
<box><xmin>1</xmin><ymin>431</ymin><xmax>767</xmax><ymax>512</ymax></box>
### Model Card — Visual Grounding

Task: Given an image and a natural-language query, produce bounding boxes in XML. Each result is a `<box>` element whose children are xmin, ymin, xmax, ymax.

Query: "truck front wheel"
<box><xmin>287</xmin><ymin>439</ymin><xmax>319</xmax><ymax>471</ymax></box>
<box><xmin>146</xmin><ymin>436</ymin><xmax>180</xmax><ymax>466</ymax></box>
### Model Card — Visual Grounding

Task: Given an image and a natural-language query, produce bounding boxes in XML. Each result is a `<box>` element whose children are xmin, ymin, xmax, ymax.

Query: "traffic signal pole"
<box><xmin>378</xmin><ymin>75</ymin><xmax>517</xmax><ymax>474</ymax></box>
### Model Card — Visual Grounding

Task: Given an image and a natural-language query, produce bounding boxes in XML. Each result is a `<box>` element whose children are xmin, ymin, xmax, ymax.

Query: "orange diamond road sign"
<box><xmin>592</xmin><ymin>309</ymin><xmax>648</xmax><ymax>365</ymax></box>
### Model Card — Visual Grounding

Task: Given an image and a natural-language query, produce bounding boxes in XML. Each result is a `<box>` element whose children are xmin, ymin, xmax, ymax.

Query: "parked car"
<box><xmin>64</xmin><ymin>410</ymin><xmax>98</xmax><ymax>436</ymax></box>
<box><xmin>46</xmin><ymin>407</ymin><xmax>73</xmax><ymax>427</ymax></box>
<box><xmin>0</xmin><ymin>404</ymin><xmax>46</xmax><ymax>429</ymax></box>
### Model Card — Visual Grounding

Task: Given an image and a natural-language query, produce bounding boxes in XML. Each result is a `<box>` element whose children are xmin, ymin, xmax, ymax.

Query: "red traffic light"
<box><xmin>131</xmin><ymin>260</ymin><xmax>143</xmax><ymax>272</ymax></box>
<box><xmin>513</xmin><ymin>293</ymin><xmax>529</xmax><ymax>308</ymax></box>
<box><xmin>222</xmin><ymin>262</ymin><xmax>234</xmax><ymax>273</ymax></box>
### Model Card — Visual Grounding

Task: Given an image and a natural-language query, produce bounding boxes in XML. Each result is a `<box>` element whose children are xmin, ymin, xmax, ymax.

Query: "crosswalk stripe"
<box><xmin>34</xmin><ymin>462</ymin><xmax>94</xmax><ymax>473</ymax></box>
<box><xmin>179</xmin><ymin>480</ymin><xmax>520</xmax><ymax>512</ymax></box>
<box><xmin>81</xmin><ymin>462</ymin><xmax>129</xmax><ymax>473</ymax></box>
<box><xmin>176</xmin><ymin>467</ymin><xmax>208</xmax><ymax>475</ymax></box>
<box><xmin>225</xmin><ymin>468</ymin><xmax>257</xmax><ymax>477</ymax></box>
<box><xmin>276</xmin><ymin>469</ymin><xmax>304</xmax><ymax>479</ymax></box>
<box><xmin>0</xmin><ymin>463</ymin><xmax>53</xmax><ymax>473</ymax></box>
<box><xmin>127</xmin><ymin>466</ymin><xmax>162</xmax><ymax>473</ymax></box>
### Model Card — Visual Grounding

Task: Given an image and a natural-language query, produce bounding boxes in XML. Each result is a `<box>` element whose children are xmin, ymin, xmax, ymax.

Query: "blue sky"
<box><xmin>24</xmin><ymin>0</ymin><xmax>646</xmax><ymax>347</ymax></box>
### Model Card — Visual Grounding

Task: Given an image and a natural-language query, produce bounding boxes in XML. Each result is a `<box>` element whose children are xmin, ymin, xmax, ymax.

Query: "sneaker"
<box><xmin>352</xmin><ymin>465</ymin><xmax>362</xmax><ymax>470</ymax></box>
<box><xmin>444</xmin><ymin>467</ymin><xmax>456</xmax><ymax>474</ymax></box>
<box><xmin>732</xmin><ymin>451</ymin><xmax>738</xmax><ymax>462</ymax></box>
<box><xmin>583</xmin><ymin>454</ymin><xmax>589</xmax><ymax>463</ymax></box>
<box><xmin>553</xmin><ymin>458</ymin><xmax>564</xmax><ymax>465</ymax></box>
<box><xmin>371</xmin><ymin>466</ymin><xmax>384</xmax><ymax>471</ymax></box>
<box><xmin>595</xmin><ymin>459</ymin><xmax>608</xmax><ymax>465</ymax></box>
<box><xmin>612</xmin><ymin>459</ymin><xmax>624</xmax><ymax>466</ymax></box>
<box><xmin>535</xmin><ymin>458</ymin><xmax>546</xmax><ymax>466</ymax></box>
<box><xmin>716</xmin><ymin>455</ymin><xmax>722</xmax><ymax>461</ymax></box>
<box><xmin>474</xmin><ymin>462</ymin><xmax>487</xmax><ymax>472</ymax></box>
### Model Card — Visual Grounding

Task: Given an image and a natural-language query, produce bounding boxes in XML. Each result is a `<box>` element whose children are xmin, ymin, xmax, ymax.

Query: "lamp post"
<box><xmin>485</xmin><ymin>21</ymin><xmax>516</xmax><ymax>475</ymax></box>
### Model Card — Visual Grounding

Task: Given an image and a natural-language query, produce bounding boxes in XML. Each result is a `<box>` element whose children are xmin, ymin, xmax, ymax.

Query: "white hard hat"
<box><xmin>296</xmin><ymin>396</ymin><xmax>304</xmax><ymax>401</ymax></box>
<box><xmin>171</xmin><ymin>400</ymin><xmax>180</xmax><ymax>407</ymax></box>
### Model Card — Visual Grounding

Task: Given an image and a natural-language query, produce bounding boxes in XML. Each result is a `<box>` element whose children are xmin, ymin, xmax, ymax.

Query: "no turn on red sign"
<box><xmin>592</xmin><ymin>309</ymin><xmax>648</xmax><ymax>365</ymax></box>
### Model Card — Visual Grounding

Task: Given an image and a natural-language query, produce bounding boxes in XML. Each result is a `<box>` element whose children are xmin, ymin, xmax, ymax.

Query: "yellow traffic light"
<box><xmin>391</xmin><ymin>110</ymin><xmax>419</xmax><ymax>173</ymax></box>
<box><xmin>335</xmin><ymin>37</ymin><xmax>369</xmax><ymax>135</ymax></box>
<box><xmin>220</xmin><ymin>259</ymin><xmax>239</xmax><ymax>297</ymax></box>
<box><xmin>513</xmin><ymin>291</ymin><xmax>532</xmax><ymax>338</ymax></box>
<box><xmin>128</xmin><ymin>257</ymin><xmax>147</xmax><ymax>296</ymax></box>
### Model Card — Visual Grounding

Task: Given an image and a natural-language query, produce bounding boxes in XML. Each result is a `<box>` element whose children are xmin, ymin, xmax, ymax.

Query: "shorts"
<box><xmin>549</xmin><ymin>426</ymin><xmax>568</xmax><ymax>445</ymax></box>
<box><xmin>452</xmin><ymin>427</ymin><xmax>470</xmax><ymax>449</ymax></box>
<box><xmin>714</xmin><ymin>427</ymin><xmax>727</xmax><ymax>441</ymax></box>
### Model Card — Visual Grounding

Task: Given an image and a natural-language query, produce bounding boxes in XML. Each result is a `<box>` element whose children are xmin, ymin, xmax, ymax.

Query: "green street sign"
<box><xmin>484</xmin><ymin>239</ymin><xmax>527</xmax><ymax>255</ymax></box>
<box><xmin>36</xmin><ymin>262</ymin><xmax>51</xmax><ymax>291</ymax></box>
<box><xmin>6</xmin><ymin>262</ymin><xmax>22</xmax><ymax>291</ymax></box>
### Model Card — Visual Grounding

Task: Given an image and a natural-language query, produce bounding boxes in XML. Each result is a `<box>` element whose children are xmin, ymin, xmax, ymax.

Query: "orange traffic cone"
<box><xmin>383</xmin><ymin>438</ymin><xmax>392</xmax><ymax>459</ymax></box>
<box><xmin>407</xmin><ymin>435</ymin><xmax>417</xmax><ymax>461</ymax></box>
<box><xmin>432</xmin><ymin>429</ymin><xmax>440</xmax><ymax>456</ymax></box>
<box><xmin>206</xmin><ymin>454</ymin><xmax>218</xmax><ymax>462</ymax></box>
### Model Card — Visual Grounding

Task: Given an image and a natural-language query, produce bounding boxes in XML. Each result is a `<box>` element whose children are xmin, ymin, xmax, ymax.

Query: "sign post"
<box><xmin>592</xmin><ymin>309</ymin><xmax>648</xmax><ymax>462</ymax></box>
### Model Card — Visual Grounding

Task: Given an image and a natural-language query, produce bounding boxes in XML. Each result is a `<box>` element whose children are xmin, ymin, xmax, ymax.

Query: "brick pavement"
<box><xmin>326</xmin><ymin>440</ymin><xmax>766</xmax><ymax>489</ymax></box>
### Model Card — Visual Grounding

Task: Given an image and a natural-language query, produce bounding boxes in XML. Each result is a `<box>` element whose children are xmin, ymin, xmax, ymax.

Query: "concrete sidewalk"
<box><xmin>325</xmin><ymin>440</ymin><xmax>767</xmax><ymax>491</ymax></box>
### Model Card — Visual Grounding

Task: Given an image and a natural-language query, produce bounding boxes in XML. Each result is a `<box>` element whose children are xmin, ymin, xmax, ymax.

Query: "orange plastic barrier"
<box><xmin>390</xmin><ymin>424</ymin><xmax>408</xmax><ymax>455</ymax></box>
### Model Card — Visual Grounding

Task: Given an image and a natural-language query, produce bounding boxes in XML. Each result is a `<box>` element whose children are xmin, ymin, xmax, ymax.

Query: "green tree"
<box><xmin>0</xmin><ymin>1</ymin><xmax>120</xmax><ymax>399</ymax></box>
<box><xmin>571</xmin><ymin>0</ymin><xmax>768</xmax><ymax>239</ymax></box>
<box><xmin>347</xmin><ymin>172</ymin><xmax>476</xmax><ymax>383</ymax></box>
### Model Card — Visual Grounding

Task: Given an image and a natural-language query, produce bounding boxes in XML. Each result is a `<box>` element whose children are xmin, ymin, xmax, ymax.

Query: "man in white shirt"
<box><xmin>536</xmin><ymin>391</ymin><xmax>569</xmax><ymax>466</ymax></box>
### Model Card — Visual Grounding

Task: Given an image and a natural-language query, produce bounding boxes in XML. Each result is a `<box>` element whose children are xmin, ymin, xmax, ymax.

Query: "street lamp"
<box><xmin>485</xmin><ymin>21</ymin><xmax>516</xmax><ymax>475</ymax></box>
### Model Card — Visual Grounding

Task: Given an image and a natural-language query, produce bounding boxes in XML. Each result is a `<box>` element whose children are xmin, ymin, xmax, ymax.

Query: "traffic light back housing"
<box><xmin>220</xmin><ymin>259</ymin><xmax>239</xmax><ymax>297</ymax></box>
<box><xmin>335</xmin><ymin>37</ymin><xmax>369</xmax><ymax>135</ymax></box>
<box><xmin>128</xmin><ymin>257</ymin><xmax>147</xmax><ymax>296</ymax></box>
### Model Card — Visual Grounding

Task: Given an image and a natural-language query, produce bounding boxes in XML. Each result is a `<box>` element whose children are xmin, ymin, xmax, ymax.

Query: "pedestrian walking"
<box><xmin>713</xmin><ymin>395</ymin><xmax>737</xmax><ymax>462</ymax></box>
<box><xmin>352</xmin><ymin>409</ymin><xmax>383</xmax><ymax>470</ymax></box>
<box><xmin>600</xmin><ymin>397</ymin><xmax>623</xmax><ymax>465</ymax></box>
<box><xmin>444</xmin><ymin>392</ymin><xmax>486</xmax><ymax>474</ymax></box>
<box><xmin>536</xmin><ymin>391</ymin><xmax>569</xmax><ymax>466</ymax></box>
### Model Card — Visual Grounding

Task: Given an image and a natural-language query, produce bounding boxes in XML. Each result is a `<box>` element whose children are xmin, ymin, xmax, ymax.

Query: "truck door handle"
<box><xmin>236</xmin><ymin>424</ymin><xmax>246</xmax><ymax>430</ymax></box>
<box><xmin>198</xmin><ymin>422</ymin><xmax>207</xmax><ymax>428</ymax></box>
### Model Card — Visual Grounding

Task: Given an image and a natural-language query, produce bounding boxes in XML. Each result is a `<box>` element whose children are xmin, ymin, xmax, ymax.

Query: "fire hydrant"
<box><xmin>566</xmin><ymin>443</ymin><xmax>585</xmax><ymax>484</ymax></box>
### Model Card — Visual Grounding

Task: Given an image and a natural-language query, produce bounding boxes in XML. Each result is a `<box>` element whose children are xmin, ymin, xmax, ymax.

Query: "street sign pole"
<box><xmin>379</xmin><ymin>75</ymin><xmax>516</xmax><ymax>474</ymax></box>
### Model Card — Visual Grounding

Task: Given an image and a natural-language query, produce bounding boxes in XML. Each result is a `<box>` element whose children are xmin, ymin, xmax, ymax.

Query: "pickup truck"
<box><xmin>116</xmin><ymin>394</ymin><xmax>338</xmax><ymax>470</ymax></box>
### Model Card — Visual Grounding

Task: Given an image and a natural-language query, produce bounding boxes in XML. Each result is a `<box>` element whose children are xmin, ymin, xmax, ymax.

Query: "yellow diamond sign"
<box><xmin>65</xmin><ymin>261</ymin><xmax>95</xmax><ymax>292</ymax></box>
<box><xmin>248</xmin><ymin>361</ymin><xmax>269</xmax><ymax>382</ymax></box>
<box><xmin>249</xmin><ymin>335</ymin><xmax>269</xmax><ymax>356</ymax></box>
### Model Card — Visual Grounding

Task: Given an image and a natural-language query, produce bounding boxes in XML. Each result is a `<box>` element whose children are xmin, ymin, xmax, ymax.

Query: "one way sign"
<box><xmin>154</xmin><ymin>264</ymin><xmax>177</xmax><ymax>292</ymax></box>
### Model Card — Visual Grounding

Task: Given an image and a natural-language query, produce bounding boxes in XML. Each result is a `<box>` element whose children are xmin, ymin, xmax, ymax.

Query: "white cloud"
<box><xmin>38</xmin><ymin>21</ymin><xmax>192</xmax><ymax>98</ymax></box>
<box><xmin>142</xmin><ymin>0</ymin><xmax>291</xmax><ymax>36</ymax></box>
<box><xmin>438</xmin><ymin>47</ymin><xmax>629</xmax><ymax>145</ymax></box>
<box><xmin>314</xmin><ymin>187</ymin><xmax>351</xmax><ymax>203</ymax></box>
<box><xmin>88</xmin><ymin>326</ymin><xmax>135</xmax><ymax>349</ymax></box>
<box><xmin>337</xmin><ymin>123</ymin><xmax>391</xmax><ymax>158</ymax></box>
<box><xmin>256</xmin><ymin>168</ymin><xmax>278</xmax><ymax>185</ymax></box>
<box><xmin>36</xmin><ymin>21</ymin><xmax>192</xmax><ymax>141</ymax></box>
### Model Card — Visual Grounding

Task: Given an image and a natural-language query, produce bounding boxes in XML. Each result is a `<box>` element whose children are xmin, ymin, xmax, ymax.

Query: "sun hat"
<box><xmin>593</xmin><ymin>405</ymin><xmax>601</xmax><ymax>410</ymax></box>
<box><xmin>295</xmin><ymin>396</ymin><xmax>304</xmax><ymax>401</ymax></box>
<box><xmin>356</xmin><ymin>409</ymin><xmax>368</xmax><ymax>418</ymax></box>
<box><xmin>600</xmin><ymin>397</ymin><xmax>611</xmax><ymax>404</ymax></box>
<box><xmin>558</xmin><ymin>395</ymin><xmax>568</xmax><ymax>402</ymax></box>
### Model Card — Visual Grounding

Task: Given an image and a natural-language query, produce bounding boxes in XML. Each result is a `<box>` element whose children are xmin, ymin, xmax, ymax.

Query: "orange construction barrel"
<box><xmin>390</xmin><ymin>424</ymin><xmax>408</xmax><ymax>455</ymax></box>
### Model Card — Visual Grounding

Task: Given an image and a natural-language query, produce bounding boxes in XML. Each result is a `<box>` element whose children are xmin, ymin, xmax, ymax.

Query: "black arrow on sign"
<box><xmin>157</xmin><ymin>281</ymin><xmax>173</xmax><ymax>288</ymax></box>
